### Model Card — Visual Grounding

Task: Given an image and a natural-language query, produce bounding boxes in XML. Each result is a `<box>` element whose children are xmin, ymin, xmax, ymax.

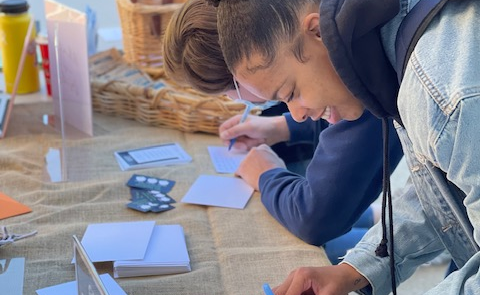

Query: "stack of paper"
<box><xmin>113</xmin><ymin>224</ymin><xmax>191</xmax><ymax>278</ymax></box>
<box><xmin>80</xmin><ymin>221</ymin><xmax>156</xmax><ymax>263</ymax></box>
<box><xmin>77</xmin><ymin>221</ymin><xmax>191</xmax><ymax>279</ymax></box>
<box><xmin>114</xmin><ymin>143</ymin><xmax>192</xmax><ymax>171</ymax></box>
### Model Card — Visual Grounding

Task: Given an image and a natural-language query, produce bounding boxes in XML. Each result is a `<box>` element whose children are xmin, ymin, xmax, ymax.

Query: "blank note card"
<box><xmin>181</xmin><ymin>175</ymin><xmax>254</xmax><ymax>209</ymax></box>
<box><xmin>207</xmin><ymin>146</ymin><xmax>247</xmax><ymax>174</ymax></box>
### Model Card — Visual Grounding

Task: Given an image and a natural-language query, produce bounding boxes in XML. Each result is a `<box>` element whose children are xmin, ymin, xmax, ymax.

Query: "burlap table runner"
<box><xmin>0</xmin><ymin>102</ymin><xmax>329</xmax><ymax>295</ymax></box>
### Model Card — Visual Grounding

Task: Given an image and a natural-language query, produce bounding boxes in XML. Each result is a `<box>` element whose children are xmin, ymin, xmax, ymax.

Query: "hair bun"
<box><xmin>205</xmin><ymin>0</ymin><xmax>221</xmax><ymax>7</ymax></box>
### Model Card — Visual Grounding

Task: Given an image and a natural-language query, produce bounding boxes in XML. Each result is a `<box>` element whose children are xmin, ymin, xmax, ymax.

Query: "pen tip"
<box><xmin>228</xmin><ymin>139</ymin><xmax>235</xmax><ymax>151</ymax></box>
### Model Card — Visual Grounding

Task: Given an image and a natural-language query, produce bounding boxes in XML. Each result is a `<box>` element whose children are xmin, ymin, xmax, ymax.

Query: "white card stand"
<box><xmin>43</xmin><ymin>0</ymin><xmax>94</xmax><ymax>183</ymax></box>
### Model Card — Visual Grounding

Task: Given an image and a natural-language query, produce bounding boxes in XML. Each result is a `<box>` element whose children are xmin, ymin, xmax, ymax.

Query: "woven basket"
<box><xmin>89</xmin><ymin>49</ymin><xmax>257</xmax><ymax>135</ymax></box>
<box><xmin>116</xmin><ymin>0</ymin><xmax>183</xmax><ymax>78</ymax></box>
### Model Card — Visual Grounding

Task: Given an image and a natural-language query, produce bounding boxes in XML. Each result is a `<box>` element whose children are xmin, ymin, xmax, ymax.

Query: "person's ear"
<box><xmin>302</xmin><ymin>13</ymin><xmax>321</xmax><ymax>39</ymax></box>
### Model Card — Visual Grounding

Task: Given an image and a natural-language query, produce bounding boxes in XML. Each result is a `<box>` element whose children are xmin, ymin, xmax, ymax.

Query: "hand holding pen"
<box><xmin>228</xmin><ymin>102</ymin><xmax>252</xmax><ymax>151</ymax></box>
<box><xmin>227</xmin><ymin>78</ymin><xmax>279</xmax><ymax>151</ymax></box>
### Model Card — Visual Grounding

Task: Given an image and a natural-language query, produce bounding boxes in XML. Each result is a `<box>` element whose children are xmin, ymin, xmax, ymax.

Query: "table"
<box><xmin>0</xmin><ymin>102</ymin><xmax>329</xmax><ymax>295</ymax></box>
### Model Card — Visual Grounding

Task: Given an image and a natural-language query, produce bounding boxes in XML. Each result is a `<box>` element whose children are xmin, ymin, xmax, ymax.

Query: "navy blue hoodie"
<box><xmin>259</xmin><ymin>110</ymin><xmax>403</xmax><ymax>246</ymax></box>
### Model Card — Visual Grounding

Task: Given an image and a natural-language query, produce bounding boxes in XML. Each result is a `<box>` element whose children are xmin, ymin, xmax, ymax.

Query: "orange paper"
<box><xmin>0</xmin><ymin>192</ymin><xmax>32</xmax><ymax>220</ymax></box>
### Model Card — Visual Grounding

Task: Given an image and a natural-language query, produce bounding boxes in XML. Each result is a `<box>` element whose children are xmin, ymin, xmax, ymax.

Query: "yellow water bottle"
<box><xmin>0</xmin><ymin>0</ymin><xmax>39</xmax><ymax>94</ymax></box>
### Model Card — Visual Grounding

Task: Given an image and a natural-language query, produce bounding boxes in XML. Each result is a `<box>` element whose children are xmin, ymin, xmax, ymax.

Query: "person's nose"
<box><xmin>287</xmin><ymin>104</ymin><xmax>308</xmax><ymax>123</ymax></box>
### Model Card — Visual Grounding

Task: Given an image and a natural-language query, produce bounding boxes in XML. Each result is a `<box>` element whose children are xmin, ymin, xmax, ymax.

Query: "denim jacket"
<box><xmin>339</xmin><ymin>0</ymin><xmax>480</xmax><ymax>294</ymax></box>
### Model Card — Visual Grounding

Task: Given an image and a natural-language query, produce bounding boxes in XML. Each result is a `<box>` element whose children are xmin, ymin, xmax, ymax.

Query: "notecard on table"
<box><xmin>114</xmin><ymin>143</ymin><xmax>192</xmax><ymax>171</ymax></box>
<box><xmin>36</xmin><ymin>273</ymin><xmax>126</xmax><ymax>295</ymax></box>
<box><xmin>207</xmin><ymin>146</ymin><xmax>247</xmax><ymax>174</ymax></box>
<box><xmin>181</xmin><ymin>175</ymin><xmax>254</xmax><ymax>209</ymax></box>
<box><xmin>0</xmin><ymin>257</ymin><xmax>25</xmax><ymax>295</ymax></box>
<box><xmin>79</xmin><ymin>220</ymin><xmax>155</xmax><ymax>262</ymax></box>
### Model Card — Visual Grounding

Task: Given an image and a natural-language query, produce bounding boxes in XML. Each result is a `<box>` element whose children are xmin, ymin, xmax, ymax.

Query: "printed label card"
<box><xmin>115</xmin><ymin>143</ymin><xmax>192</xmax><ymax>171</ymax></box>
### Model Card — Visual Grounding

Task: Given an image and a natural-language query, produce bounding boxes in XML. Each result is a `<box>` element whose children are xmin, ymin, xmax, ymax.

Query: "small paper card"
<box><xmin>115</xmin><ymin>143</ymin><xmax>192</xmax><ymax>171</ymax></box>
<box><xmin>207</xmin><ymin>146</ymin><xmax>247</xmax><ymax>174</ymax></box>
<box><xmin>36</xmin><ymin>273</ymin><xmax>126</xmax><ymax>295</ymax></box>
<box><xmin>181</xmin><ymin>175</ymin><xmax>254</xmax><ymax>209</ymax></box>
<box><xmin>130</xmin><ymin>188</ymin><xmax>175</xmax><ymax>204</ymax></box>
<box><xmin>126</xmin><ymin>174</ymin><xmax>175</xmax><ymax>192</ymax></box>
<box><xmin>0</xmin><ymin>257</ymin><xmax>25</xmax><ymax>295</ymax></box>
<box><xmin>127</xmin><ymin>188</ymin><xmax>175</xmax><ymax>213</ymax></box>
<box><xmin>0</xmin><ymin>192</ymin><xmax>32</xmax><ymax>220</ymax></box>
<box><xmin>79</xmin><ymin>221</ymin><xmax>155</xmax><ymax>262</ymax></box>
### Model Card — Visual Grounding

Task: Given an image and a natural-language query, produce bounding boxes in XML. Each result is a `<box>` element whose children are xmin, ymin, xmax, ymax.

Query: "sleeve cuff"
<box><xmin>341</xmin><ymin>241</ymin><xmax>393</xmax><ymax>295</ymax></box>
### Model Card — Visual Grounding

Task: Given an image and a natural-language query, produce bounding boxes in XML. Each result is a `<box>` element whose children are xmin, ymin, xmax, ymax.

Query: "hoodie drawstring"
<box><xmin>375</xmin><ymin>117</ymin><xmax>396</xmax><ymax>294</ymax></box>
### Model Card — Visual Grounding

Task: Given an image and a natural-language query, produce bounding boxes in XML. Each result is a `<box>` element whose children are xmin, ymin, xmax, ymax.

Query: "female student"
<box><xmin>162</xmin><ymin>0</ymin><xmax>403</xmax><ymax>264</ymax></box>
<box><xmin>210</xmin><ymin>0</ymin><xmax>479</xmax><ymax>293</ymax></box>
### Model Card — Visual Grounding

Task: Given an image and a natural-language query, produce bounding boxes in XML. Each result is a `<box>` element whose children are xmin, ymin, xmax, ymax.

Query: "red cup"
<box><xmin>36</xmin><ymin>35</ymin><xmax>51</xmax><ymax>96</ymax></box>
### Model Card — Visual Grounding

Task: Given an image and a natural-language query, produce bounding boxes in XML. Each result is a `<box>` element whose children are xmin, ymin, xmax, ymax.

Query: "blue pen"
<box><xmin>228</xmin><ymin>103</ymin><xmax>251</xmax><ymax>151</ymax></box>
<box><xmin>263</xmin><ymin>283</ymin><xmax>275</xmax><ymax>295</ymax></box>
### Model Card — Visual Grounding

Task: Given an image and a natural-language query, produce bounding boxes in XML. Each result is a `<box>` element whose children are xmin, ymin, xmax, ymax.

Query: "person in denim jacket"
<box><xmin>162</xmin><ymin>0</ymin><xmax>405</xmax><ymax>266</ymax></box>
<box><xmin>211</xmin><ymin>0</ymin><xmax>479</xmax><ymax>294</ymax></box>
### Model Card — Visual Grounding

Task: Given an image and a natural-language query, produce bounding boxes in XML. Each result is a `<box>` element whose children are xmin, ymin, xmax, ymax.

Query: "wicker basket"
<box><xmin>89</xmin><ymin>49</ymin><xmax>257</xmax><ymax>135</ymax></box>
<box><xmin>116</xmin><ymin>0</ymin><xmax>183</xmax><ymax>78</ymax></box>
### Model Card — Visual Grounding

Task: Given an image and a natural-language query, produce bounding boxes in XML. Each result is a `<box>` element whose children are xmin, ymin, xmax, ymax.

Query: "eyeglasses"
<box><xmin>232</xmin><ymin>79</ymin><xmax>280</xmax><ymax>111</ymax></box>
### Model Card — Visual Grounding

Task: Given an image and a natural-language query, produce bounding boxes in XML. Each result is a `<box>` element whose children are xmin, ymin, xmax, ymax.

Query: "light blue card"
<box><xmin>36</xmin><ymin>273</ymin><xmax>126</xmax><ymax>295</ymax></box>
<box><xmin>0</xmin><ymin>257</ymin><xmax>25</xmax><ymax>295</ymax></box>
<box><xmin>181</xmin><ymin>175</ymin><xmax>254</xmax><ymax>209</ymax></box>
<box><xmin>80</xmin><ymin>220</ymin><xmax>155</xmax><ymax>262</ymax></box>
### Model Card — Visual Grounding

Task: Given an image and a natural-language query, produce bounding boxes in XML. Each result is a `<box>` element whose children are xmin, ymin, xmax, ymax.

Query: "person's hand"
<box><xmin>271</xmin><ymin>264</ymin><xmax>369</xmax><ymax>295</ymax></box>
<box><xmin>235</xmin><ymin>144</ymin><xmax>286</xmax><ymax>191</ymax></box>
<box><xmin>219</xmin><ymin>115</ymin><xmax>289</xmax><ymax>152</ymax></box>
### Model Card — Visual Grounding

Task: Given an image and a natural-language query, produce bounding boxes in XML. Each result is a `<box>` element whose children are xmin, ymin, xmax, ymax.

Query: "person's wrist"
<box><xmin>271</xmin><ymin>116</ymin><xmax>290</xmax><ymax>143</ymax></box>
<box><xmin>337</xmin><ymin>263</ymin><xmax>370</xmax><ymax>292</ymax></box>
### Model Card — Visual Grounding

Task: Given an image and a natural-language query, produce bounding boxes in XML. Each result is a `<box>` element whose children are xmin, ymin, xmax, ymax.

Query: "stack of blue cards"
<box><xmin>125</xmin><ymin>174</ymin><xmax>176</xmax><ymax>213</ymax></box>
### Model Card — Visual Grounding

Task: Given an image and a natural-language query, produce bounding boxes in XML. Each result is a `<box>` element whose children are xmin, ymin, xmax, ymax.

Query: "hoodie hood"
<box><xmin>319</xmin><ymin>2</ymin><xmax>402</xmax><ymax>293</ymax></box>
<box><xmin>319</xmin><ymin>0</ymin><xmax>401</xmax><ymax>122</ymax></box>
